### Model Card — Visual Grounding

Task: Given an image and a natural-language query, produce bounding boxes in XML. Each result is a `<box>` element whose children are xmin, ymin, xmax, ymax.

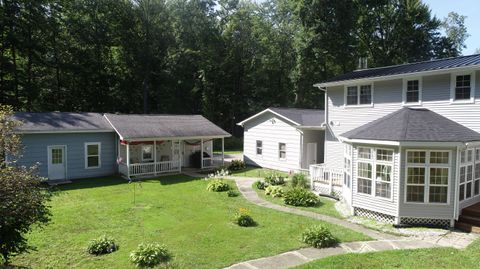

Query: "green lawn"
<box><xmin>253</xmin><ymin>184</ymin><xmax>343</xmax><ymax>219</ymax></box>
<box><xmin>230</xmin><ymin>166</ymin><xmax>290</xmax><ymax>178</ymax></box>
<box><xmin>13</xmin><ymin>175</ymin><xmax>369</xmax><ymax>269</ymax></box>
<box><xmin>295</xmin><ymin>238</ymin><xmax>480</xmax><ymax>269</ymax></box>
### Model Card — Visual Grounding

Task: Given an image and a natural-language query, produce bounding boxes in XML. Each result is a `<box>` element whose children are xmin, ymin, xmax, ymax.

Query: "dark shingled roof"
<box><xmin>14</xmin><ymin>112</ymin><xmax>114</xmax><ymax>132</ymax></box>
<box><xmin>341</xmin><ymin>108</ymin><xmax>480</xmax><ymax>142</ymax></box>
<box><xmin>321</xmin><ymin>54</ymin><xmax>480</xmax><ymax>85</ymax></box>
<box><xmin>268</xmin><ymin>107</ymin><xmax>325</xmax><ymax>126</ymax></box>
<box><xmin>104</xmin><ymin>114</ymin><xmax>230</xmax><ymax>139</ymax></box>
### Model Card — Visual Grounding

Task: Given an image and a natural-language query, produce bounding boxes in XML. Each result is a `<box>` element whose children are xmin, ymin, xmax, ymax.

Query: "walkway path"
<box><xmin>220</xmin><ymin>175</ymin><xmax>478</xmax><ymax>269</ymax></box>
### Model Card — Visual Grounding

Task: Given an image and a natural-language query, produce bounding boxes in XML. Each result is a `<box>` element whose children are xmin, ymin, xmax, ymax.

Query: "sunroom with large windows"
<box><xmin>339</xmin><ymin>107</ymin><xmax>480</xmax><ymax>227</ymax></box>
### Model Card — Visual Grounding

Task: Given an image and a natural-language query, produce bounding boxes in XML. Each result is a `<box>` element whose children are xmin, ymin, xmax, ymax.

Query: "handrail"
<box><xmin>309</xmin><ymin>164</ymin><xmax>344</xmax><ymax>193</ymax></box>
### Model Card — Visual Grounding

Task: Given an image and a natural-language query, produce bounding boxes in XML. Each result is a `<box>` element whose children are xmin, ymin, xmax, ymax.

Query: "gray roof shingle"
<box><xmin>14</xmin><ymin>112</ymin><xmax>114</xmax><ymax>132</ymax></box>
<box><xmin>104</xmin><ymin>114</ymin><xmax>230</xmax><ymax>139</ymax></box>
<box><xmin>268</xmin><ymin>107</ymin><xmax>325</xmax><ymax>126</ymax></box>
<box><xmin>319</xmin><ymin>54</ymin><xmax>480</xmax><ymax>85</ymax></box>
<box><xmin>341</xmin><ymin>107</ymin><xmax>480</xmax><ymax>142</ymax></box>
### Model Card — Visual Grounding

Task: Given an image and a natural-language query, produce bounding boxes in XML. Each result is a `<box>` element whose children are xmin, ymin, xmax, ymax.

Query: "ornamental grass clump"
<box><xmin>206</xmin><ymin>179</ymin><xmax>230</xmax><ymax>192</ymax></box>
<box><xmin>264</xmin><ymin>185</ymin><xmax>284</xmax><ymax>198</ymax></box>
<box><xmin>130</xmin><ymin>243</ymin><xmax>171</xmax><ymax>268</ymax></box>
<box><xmin>283</xmin><ymin>187</ymin><xmax>320</xmax><ymax>207</ymax></box>
<box><xmin>86</xmin><ymin>235</ymin><xmax>119</xmax><ymax>255</ymax></box>
<box><xmin>233</xmin><ymin>208</ymin><xmax>256</xmax><ymax>227</ymax></box>
<box><xmin>301</xmin><ymin>225</ymin><xmax>337</xmax><ymax>248</ymax></box>
<box><xmin>290</xmin><ymin>173</ymin><xmax>309</xmax><ymax>189</ymax></box>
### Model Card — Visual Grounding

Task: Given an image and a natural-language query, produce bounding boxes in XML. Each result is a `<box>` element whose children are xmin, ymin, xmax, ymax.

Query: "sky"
<box><xmin>423</xmin><ymin>0</ymin><xmax>479</xmax><ymax>55</ymax></box>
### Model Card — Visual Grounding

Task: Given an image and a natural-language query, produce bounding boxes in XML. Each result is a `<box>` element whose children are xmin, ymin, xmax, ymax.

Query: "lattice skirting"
<box><xmin>312</xmin><ymin>183</ymin><xmax>342</xmax><ymax>198</ymax></box>
<box><xmin>400</xmin><ymin>217</ymin><xmax>451</xmax><ymax>228</ymax></box>
<box><xmin>353</xmin><ymin>207</ymin><xmax>396</xmax><ymax>224</ymax></box>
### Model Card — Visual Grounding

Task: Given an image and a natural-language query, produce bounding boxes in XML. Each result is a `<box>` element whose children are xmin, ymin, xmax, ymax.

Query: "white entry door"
<box><xmin>48</xmin><ymin>146</ymin><xmax>66</xmax><ymax>180</ymax></box>
<box><xmin>306</xmin><ymin>143</ymin><xmax>317</xmax><ymax>165</ymax></box>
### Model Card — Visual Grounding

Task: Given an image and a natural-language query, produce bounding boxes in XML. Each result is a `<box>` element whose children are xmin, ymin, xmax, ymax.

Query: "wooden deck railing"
<box><xmin>309</xmin><ymin>164</ymin><xmax>344</xmax><ymax>192</ymax></box>
<box><xmin>120</xmin><ymin>160</ymin><xmax>181</xmax><ymax>178</ymax></box>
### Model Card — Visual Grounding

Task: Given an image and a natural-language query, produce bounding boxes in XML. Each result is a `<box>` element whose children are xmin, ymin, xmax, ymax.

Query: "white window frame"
<box><xmin>404</xmin><ymin>150</ymin><xmax>451</xmax><ymax>205</ymax></box>
<box><xmin>474</xmin><ymin>148</ymin><xmax>480</xmax><ymax>197</ymax></box>
<box><xmin>278</xmin><ymin>143</ymin><xmax>286</xmax><ymax>160</ymax></box>
<box><xmin>256</xmin><ymin>140</ymin><xmax>263</xmax><ymax>156</ymax></box>
<box><xmin>459</xmin><ymin>148</ymin><xmax>475</xmax><ymax>201</ymax></box>
<box><xmin>450</xmin><ymin>71</ymin><xmax>476</xmax><ymax>104</ymax></box>
<box><xmin>141</xmin><ymin>144</ymin><xmax>154</xmax><ymax>162</ymax></box>
<box><xmin>344</xmin><ymin>83</ymin><xmax>374</xmax><ymax>108</ymax></box>
<box><xmin>355</xmin><ymin>147</ymin><xmax>394</xmax><ymax>200</ymax></box>
<box><xmin>402</xmin><ymin>77</ymin><xmax>423</xmax><ymax>106</ymax></box>
<box><xmin>344</xmin><ymin>144</ymin><xmax>352</xmax><ymax>188</ymax></box>
<box><xmin>84</xmin><ymin>142</ymin><xmax>101</xmax><ymax>169</ymax></box>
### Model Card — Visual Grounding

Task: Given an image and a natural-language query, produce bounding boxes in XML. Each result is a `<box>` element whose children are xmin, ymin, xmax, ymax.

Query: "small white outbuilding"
<box><xmin>237</xmin><ymin>107</ymin><xmax>325</xmax><ymax>172</ymax></box>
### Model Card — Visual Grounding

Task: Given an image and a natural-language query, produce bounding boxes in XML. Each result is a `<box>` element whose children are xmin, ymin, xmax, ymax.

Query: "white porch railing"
<box><xmin>309</xmin><ymin>164</ymin><xmax>343</xmax><ymax>193</ymax></box>
<box><xmin>202</xmin><ymin>156</ymin><xmax>223</xmax><ymax>169</ymax></box>
<box><xmin>121</xmin><ymin>160</ymin><xmax>181</xmax><ymax>178</ymax></box>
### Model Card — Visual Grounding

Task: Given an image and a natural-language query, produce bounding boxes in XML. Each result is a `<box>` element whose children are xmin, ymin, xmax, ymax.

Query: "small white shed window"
<box><xmin>406</xmin><ymin>150</ymin><xmax>450</xmax><ymax>204</ymax></box>
<box><xmin>278</xmin><ymin>143</ymin><xmax>286</xmax><ymax>160</ymax></box>
<box><xmin>450</xmin><ymin>72</ymin><xmax>475</xmax><ymax>103</ymax></box>
<box><xmin>256</xmin><ymin>140</ymin><xmax>263</xmax><ymax>155</ymax></box>
<box><xmin>85</xmin><ymin>142</ymin><xmax>101</xmax><ymax>169</ymax></box>
<box><xmin>142</xmin><ymin>145</ymin><xmax>154</xmax><ymax>162</ymax></box>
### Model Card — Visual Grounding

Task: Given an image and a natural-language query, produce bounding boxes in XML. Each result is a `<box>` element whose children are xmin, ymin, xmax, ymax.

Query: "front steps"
<box><xmin>455</xmin><ymin>203</ymin><xmax>480</xmax><ymax>233</ymax></box>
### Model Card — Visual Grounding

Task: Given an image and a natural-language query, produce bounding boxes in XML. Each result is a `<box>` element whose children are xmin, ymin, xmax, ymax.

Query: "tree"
<box><xmin>0</xmin><ymin>105</ymin><xmax>51</xmax><ymax>265</ymax></box>
<box><xmin>442</xmin><ymin>12</ymin><xmax>469</xmax><ymax>55</ymax></box>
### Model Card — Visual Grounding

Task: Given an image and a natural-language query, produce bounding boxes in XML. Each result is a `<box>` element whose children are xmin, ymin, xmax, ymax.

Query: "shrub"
<box><xmin>264</xmin><ymin>174</ymin><xmax>285</xmax><ymax>186</ymax></box>
<box><xmin>227</xmin><ymin>190</ymin><xmax>239</xmax><ymax>197</ymax></box>
<box><xmin>253</xmin><ymin>180</ymin><xmax>268</xmax><ymax>190</ymax></box>
<box><xmin>283</xmin><ymin>188</ymin><xmax>320</xmax><ymax>207</ymax></box>
<box><xmin>206</xmin><ymin>179</ymin><xmax>230</xmax><ymax>192</ymax></box>
<box><xmin>264</xmin><ymin>186</ymin><xmax>284</xmax><ymax>198</ymax></box>
<box><xmin>86</xmin><ymin>235</ymin><xmax>119</xmax><ymax>255</ymax></box>
<box><xmin>301</xmin><ymin>225</ymin><xmax>337</xmax><ymax>248</ymax></box>
<box><xmin>228</xmin><ymin>160</ymin><xmax>246</xmax><ymax>171</ymax></box>
<box><xmin>130</xmin><ymin>243</ymin><xmax>171</xmax><ymax>268</ymax></box>
<box><xmin>207</xmin><ymin>168</ymin><xmax>230</xmax><ymax>179</ymax></box>
<box><xmin>234</xmin><ymin>208</ymin><xmax>256</xmax><ymax>227</ymax></box>
<box><xmin>290</xmin><ymin>173</ymin><xmax>309</xmax><ymax>189</ymax></box>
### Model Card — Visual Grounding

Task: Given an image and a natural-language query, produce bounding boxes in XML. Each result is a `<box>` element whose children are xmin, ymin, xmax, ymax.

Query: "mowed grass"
<box><xmin>230</xmin><ymin>166</ymin><xmax>289</xmax><ymax>178</ymax></box>
<box><xmin>295</xmin><ymin>239</ymin><xmax>480</xmax><ymax>269</ymax></box>
<box><xmin>13</xmin><ymin>175</ymin><xmax>369</xmax><ymax>269</ymax></box>
<box><xmin>253</xmin><ymin>184</ymin><xmax>343</xmax><ymax>219</ymax></box>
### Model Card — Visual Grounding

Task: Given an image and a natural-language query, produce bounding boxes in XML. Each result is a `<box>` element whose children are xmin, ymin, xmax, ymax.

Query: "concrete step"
<box><xmin>459</xmin><ymin>215</ymin><xmax>480</xmax><ymax>226</ymax></box>
<box><xmin>455</xmin><ymin>221</ymin><xmax>480</xmax><ymax>233</ymax></box>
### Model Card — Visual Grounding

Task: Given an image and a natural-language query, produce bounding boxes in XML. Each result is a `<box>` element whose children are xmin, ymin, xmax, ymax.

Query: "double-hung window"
<box><xmin>460</xmin><ymin>149</ymin><xmax>475</xmax><ymax>200</ymax></box>
<box><xmin>451</xmin><ymin>72</ymin><xmax>475</xmax><ymax>103</ymax></box>
<box><xmin>85</xmin><ymin>142</ymin><xmax>101</xmax><ymax>169</ymax></box>
<box><xmin>406</xmin><ymin>150</ymin><xmax>450</xmax><ymax>204</ymax></box>
<box><xmin>345</xmin><ymin>84</ymin><xmax>373</xmax><ymax>106</ymax></box>
<box><xmin>403</xmin><ymin>78</ymin><xmax>422</xmax><ymax>104</ymax></box>
<box><xmin>256</xmin><ymin>140</ymin><xmax>263</xmax><ymax>155</ymax></box>
<box><xmin>278</xmin><ymin>143</ymin><xmax>286</xmax><ymax>160</ymax></box>
<box><xmin>344</xmin><ymin>144</ymin><xmax>352</xmax><ymax>188</ymax></box>
<box><xmin>141</xmin><ymin>145</ymin><xmax>154</xmax><ymax>162</ymax></box>
<box><xmin>357</xmin><ymin>147</ymin><xmax>393</xmax><ymax>198</ymax></box>
<box><xmin>475</xmin><ymin>148</ymin><xmax>480</xmax><ymax>196</ymax></box>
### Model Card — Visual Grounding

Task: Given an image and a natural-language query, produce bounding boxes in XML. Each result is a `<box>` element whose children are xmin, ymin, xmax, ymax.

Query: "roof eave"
<box><xmin>237</xmin><ymin>108</ymin><xmax>301</xmax><ymax>127</ymax></box>
<box><xmin>122</xmin><ymin>134</ymin><xmax>231</xmax><ymax>142</ymax></box>
<box><xmin>340</xmin><ymin>136</ymin><xmax>474</xmax><ymax>147</ymax></box>
<box><xmin>15</xmin><ymin>129</ymin><xmax>114</xmax><ymax>134</ymax></box>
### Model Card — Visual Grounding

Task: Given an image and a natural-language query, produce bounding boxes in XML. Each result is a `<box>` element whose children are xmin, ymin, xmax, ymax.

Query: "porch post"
<box><xmin>222</xmin><ymin>137</ymin><xmax>225</xmax><ymax>166</ymax></box>
<box><xmin>201</xmin><ymin>138</ymin><xmax>204</xmax><ymax>169</ymax></box>
<box><xmin>126</xmin><ymin>142</ymin><xmax>130</xmax><ymax>178</ymax></box>
<box><xmin>154</xmin><ymin>140</ymin><xmax>157</xmax><ymax>176</ymax></box>
<box><xmin>117</xmin><ymin>138</ymin><xmax>121</xmax><ymax>173</ymax></box>
<box><xmin>178</xmin><ymin>140</ymin><xmax>182</xmax><ymax>173</ymax></box>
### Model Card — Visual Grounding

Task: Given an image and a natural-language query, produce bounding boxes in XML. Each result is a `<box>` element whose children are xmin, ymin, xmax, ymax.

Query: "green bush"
<box><xmin>206</xmin><ymin>179</ymin><xmax>230</xmax><ymax>192</ymax></box>
<box><xmin>234</xmin><ymin>208</ymin><xmax>256</xmax><ymax>227</ymax></box>
<box><xmin>290</xmin><ymin>173</ymin><xmax>309</xmax><ymax>189</ymax></box>
<box><xmin>227</xmin><ymin>190</ymin><xmax>239</xmax><ymax>197</ymax></box>
<box><xmin>264</xmin><ymin>185</ymin><xmax>284</xmax><ymax>198</ymax></box>
<box><xmin>301</xmin><ymin>225</ymin><xmax>337</xmax><ymax>248</ymax></box>
<box><xmin>228</xmin><ymin>160</ymin><xmax>246</xmax><ymax>171</ymax></box>
<box><xmin>130</xmin><ymin>243</ymin><xmax>171</xmax><ymax>268</ymax></box>
<box><xmin>253</xmin><ymin>180</ymin><xmax>268</xmax><ymax>190</ymax></box>
<box><xmin>264</xmin><ymin>174</ymin><xmax>285</xmax><ymax>186</ymax></box>
<box><xmin>86</xmin><ymin>235</ymin><xmax>119</xmax><ymax>255</ymax></box>
<box><xmin>283</xmin><ymin>188</ymin><xmax>320</xmax><ymax>207</ymax></box>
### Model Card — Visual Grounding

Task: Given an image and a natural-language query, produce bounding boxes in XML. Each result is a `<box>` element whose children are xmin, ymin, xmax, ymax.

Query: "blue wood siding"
<box><xmin>16</xmin><ymin>132</ymin><xmax>117</xmax><ymax>179</ymax></box>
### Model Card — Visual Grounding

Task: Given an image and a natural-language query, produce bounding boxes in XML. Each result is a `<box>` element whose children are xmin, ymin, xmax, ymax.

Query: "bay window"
<box><xmin>460</xmin><ymin>148</ymin><xmax>480</xmax><ymax>201</ymax></box>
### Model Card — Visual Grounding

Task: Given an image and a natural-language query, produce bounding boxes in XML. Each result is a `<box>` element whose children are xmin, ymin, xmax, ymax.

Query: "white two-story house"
<box><xmin>314</xmin><ymin>54</ymin><xmax>480</xmax><ymax>229</ymax></box>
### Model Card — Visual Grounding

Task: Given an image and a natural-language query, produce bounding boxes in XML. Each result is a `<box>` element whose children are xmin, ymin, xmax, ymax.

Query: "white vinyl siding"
<box><xmin>243</xmin><ymin>112</ymin><xmax>301</xmax><ymax>172</ymax></box>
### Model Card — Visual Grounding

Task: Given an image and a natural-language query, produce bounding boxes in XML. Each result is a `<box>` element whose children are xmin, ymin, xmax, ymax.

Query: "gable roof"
<box><xmin>237</xmin><ymin>107</ymin><xmax>325</xmax><ymax>127</ymax></box>
<box><xmin>14</xmin><ymin>112</ymin><xmax>114</xmax><ymax>133</ymax></box>
<box><xmin>340</xmin><ymin>107</ymin><xmax>480</xmax><ymax>143</ymax></box>
<box><xmin>104</xmin><ymin>113</ymin><xmax>230</xmax><ymax>140</ymax></box>
<box><xmin>315</xmin><ymin>54</ymin><xmax>480</xmax><ymax>87</ymax></box>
